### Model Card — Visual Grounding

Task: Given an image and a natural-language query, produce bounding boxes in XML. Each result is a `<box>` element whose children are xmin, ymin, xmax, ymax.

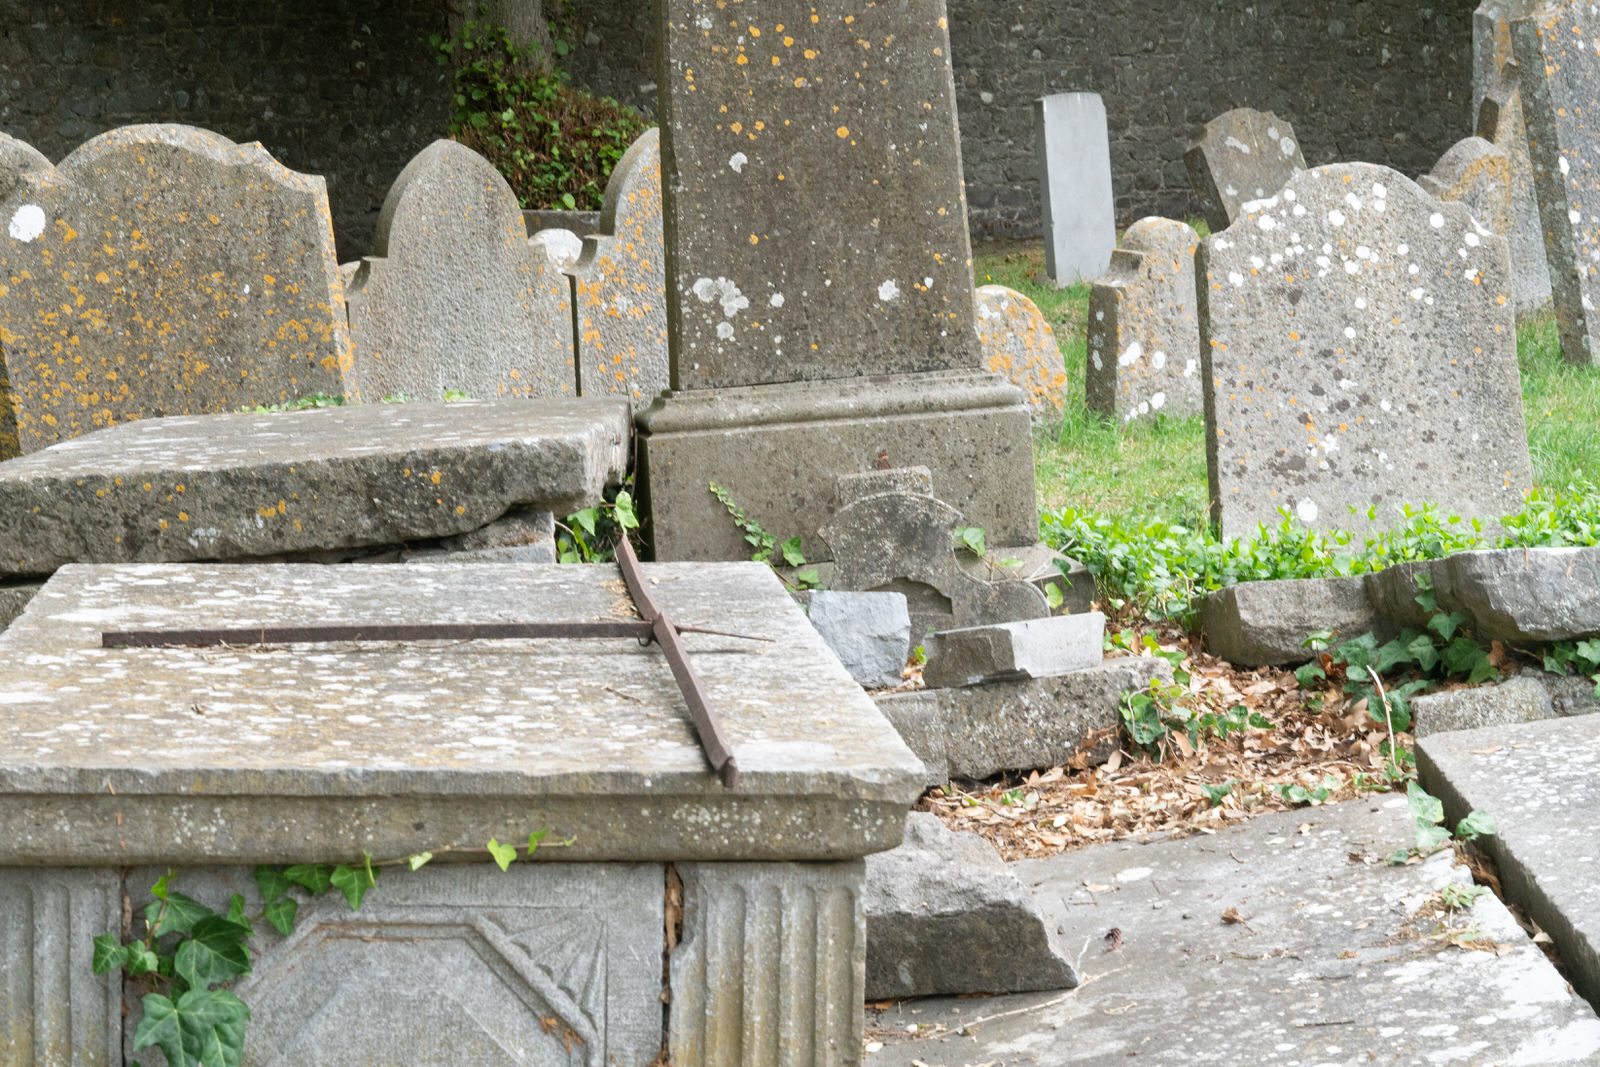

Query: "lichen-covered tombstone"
<box><xmin>1475</xmin><ymin>63</ymin><xmax>1554</xmax><ymax>317</ymax></box>
<box><xmin>1185</xmin><ymin>108</ymin><xmax>1308</xmax><ymax>233</ymax></box>
<box><xmin>975</xmin><ymin>285</ymin><xmax>1064</xmax><ymax>425</ymax></box>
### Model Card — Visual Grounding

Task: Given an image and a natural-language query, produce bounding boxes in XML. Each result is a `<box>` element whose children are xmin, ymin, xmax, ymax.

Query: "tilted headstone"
<box><xmin>344</xmin><ymin>139</ymin><xmax>574</xmax><ymax>402</ymax></box>
<box><xmin>1513</xmin><ymin>3</ymin><xmax>1600</xmax><ymax>364</ymax></box>
<box><xmin>1197</xmin><ymin>163</ymin><xmax>1532</xmax><ymax>542</ymax></box>
<box><xmin>974</xmin><ymin>285</ymin><xmax>1064</xmax><ymax>424</ymax></box>
<box><xmin>1035</xmin><ymin>92</ymin><xmax>1116</xmax><ymax>286</ymax></box>
<box><xmin>1086</xmin><ymin>217</ymin><xmax>1202</xmax><ymax>422</ymax></box>
<box><xmin>0</xmin><ymin>124</ymin><xmax>351</xmax><ymax>456</ymax></box>
<box><xmin>1417</xmin><ymin>137</ymin><xmax>1514</xmax><ymax>243</ymax></box>
<box><xmin>1474</xmin><ymin>0</ymin><xmax>1541</xmax><ymax>114</ymax></box>
<box><xmin>570</xmin><ymin>127</ymin><xmax>669</xmax><ymax>411</ymax></box>
<box><xmin>1476</xmin><ymin>63</ymin><xmax>1554</xmax><ymax>316</ymax></box>
<box><xmin>1185</xmin><ymin>108</ymin><xmax>1308</xmax><ymax>233</ymax></box>
<box><xmin>638</xmin><ymin>0</ymin><xmax>1037</xmax><ymax>563</ymax></box>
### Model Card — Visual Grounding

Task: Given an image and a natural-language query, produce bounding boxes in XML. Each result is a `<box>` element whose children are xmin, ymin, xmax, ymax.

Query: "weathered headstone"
<box><xmin>1035</xmin><ymin>92</ymin><xmax>1116</xmax><ymax>286</ymax></box>
<box><xmin>344</xmin><ymin>139</ymin><xmax>575</xmax><ymax>403</ymax></box>
<box><xmin>0</xmin><ymin>125</ymin><xmax>352</xmax><ymax>456</ymax></box>
<box><xmin>0</xmin><ymin>131</ymin><xmax>49</xmax><ymax>186</ymax></box>
<box><xmin>974</xmin><ymin>285</ymin><xmax>1065</xmax><ymax>424</ymax></box>
<box><xmin>1474</xmin><ymin>0</ymin><xmax>1541</xmax><ymax>114</ymax></box>
<box><xmin>1197</xmin><ymin>163</ymin><xmax>1532</xmax><ymax>541</ymax></box>
<box><xmin>1087</xmin><ymin>217</ymin><xmax>1202</xmax><ymax>422</ymax></box>
<box><xmin>1476</xmin><ymin>63</ymin><xmax>1554</xmax><ymax>316</ymax></box>
<box><xmin>638</xmin><ymin>0</ymin><xmax>1037</xmax><ymax>562</ymax></box>
<box><xmin>1513</xmin><ymin>3</ymin><xmax>1600</xmax><ymax>364</ymax></box>
<box><xmin>570</xmin><ymin>127</ymin><xmax>670</xmax><ymax>412</ymax></box>
<box><xmin>1185</xmin><ymin>108</ymin><xmax>1307</xmax><ymax>233</ymax></box>
<box><xmin>1417</xmin><ymin>136</ymin><xmax>1514</xmax><ymax>247</ymax></box>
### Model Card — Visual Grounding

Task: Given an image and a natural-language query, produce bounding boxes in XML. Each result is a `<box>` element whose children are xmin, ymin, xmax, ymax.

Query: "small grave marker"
<box><xmin>1087</xmin><ymin>217</ymin><xmax>1202</xmax><ymax>422</ymax></box>
<box><xmin>1035</xmin><ymin>92</ymin><xmax>1116</xmax><ymax>286</ymax></box>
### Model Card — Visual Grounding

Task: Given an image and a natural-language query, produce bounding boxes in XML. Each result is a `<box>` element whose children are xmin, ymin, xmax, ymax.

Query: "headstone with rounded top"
<box><xmin>0</xmin><ymin>124</ymin><xmax>352</xmax><ymax>457</ymax></box>
<box><xmin>1417</xmin><ymin>137</ymin><xmax>1514</xmax><ymax>247</ymax></box>
<box><xmin>344</xmin><ymin>139</ymin><xmax>575</xmax><ymax>403</ymax></box>
<box><xmin>1185</xmin><ymin>108</ymin><xmax>1308</xmax><ymax>233</ymax></box>
<box><xmin>1197</xmin><ymin>163</ymin><xmax>1531</xmax><ymax>542</ymax></box>
<box><xmin>974</xmin><ymin>285</ymin><xmax>1064</xmax><ymax>425</ymax></box>
<box><xmin>1475</xmin><ymin>63</ymin><xmax>1554</xmax><ymax>316</ymax></box>
<box><xmin>1087</xmin><ymin>217</ymin><xmax>1202</xmax><ymax>423</ymax></box>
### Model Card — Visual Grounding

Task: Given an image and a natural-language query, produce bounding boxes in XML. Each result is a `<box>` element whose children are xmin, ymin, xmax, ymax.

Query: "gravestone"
<box><xmin>638</xmin><ymin>0</ymin><xmax>1037</xmax><ymax>563</ymax></box>
<box><xmin>0</xmin><ymin>131</ymin><xmax>49</xmax><ymax>185</ymax></box>
<box><xmin>570</xmin><ymin>127</ymin><xmax>670</xmax><ymax>412</ymax></box>
<box><xmin>974</xmin><ymin>285</ymin><xmax>1065</xmax><ymax>424</ymax></box>
<box><xmin>1474</xmin><ymin>0</ymin><xmax>1541</xmax><ymax>114</ymax></box>
<box><xmin>1086</xmin><ymin>217</ymin><xmax>1202</xmax><ymax>422</ymax></box>
<box><xmin>1417</xmin><ymin>137</ymin><xmax>1514</xmax><ymax>243</ymax></box>
<box><xmin>1035</xmin><ymin>92</ymin><xmax>1116</xmax><ymax>286</ymax></box>
<box><xmin>344</xmin><ymin>139</ymin><xmax>575</xmax><ymax>403</ymax></box>
<box><xmin>1185</xmin><ymin>108</ymin><xmax>1307</xmax><ymax>233</ymax></box>
<box><xmin>0</xmin><ymin>125</ymin><xmax>351</xmax><ymax>457</ymax></box>
<box><xmin>1197</xmin><ymin>163</ymin><xmax>1531</xmax><ymax>541</ymax></box>
<box><xmin>1513</xmin><ymin>3</ymin><xmax>1600</xmax><ymax>365</ymax></box>
<box><xmin>1476</xmin><ymin>63</ymin><xmax>1554</xmax><ymax>316</ymax></box>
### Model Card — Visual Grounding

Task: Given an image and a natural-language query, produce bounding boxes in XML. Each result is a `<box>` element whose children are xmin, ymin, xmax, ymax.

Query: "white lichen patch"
<box><xmin>8</xmin><ymin>204</ymin><xmax>45</xmax><ymax>243</ymax></box>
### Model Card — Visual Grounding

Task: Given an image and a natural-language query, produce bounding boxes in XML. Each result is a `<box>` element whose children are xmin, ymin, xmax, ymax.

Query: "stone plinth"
<box><xmin>0</xmin><ymin>398</ymin><xmax>630</xmax><ymax>578</ymax></box>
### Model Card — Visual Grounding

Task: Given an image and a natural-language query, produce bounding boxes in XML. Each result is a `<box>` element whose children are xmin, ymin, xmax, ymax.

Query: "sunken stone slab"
<box><xmin>1513</xmin><ymin>3</ymin><xmax>1600</xmax><ymax>364</ymax></box>
<box><xmin>923</xmin><ymin>613</ymin><xmax>1104</xmax><ymax>689</ymax></box>
<box><xmin>1409</xmin><ymin>676</ymin><xmax>1554</xmax><ymax>737</ymax></box>
<box><xmin>120</xmin><ymin>864</ymin><xmax>665</xmax><ymax>1067</ymax></box>
<box><xmin>1036</xmin><ymin>92</ymin><xmax>1116</xmax><ymax>285</ymax></box>
<box><xmin>0</xmin><ymin>398</ymin><xmax>629</xmax><ymax>577</ymax></box>
<box><xmin>0</xmin><ymin>125</ymin><xmax>351</xmax><ymax>457</ymax></box>
<box><xmin>1198</xmin><ymin>164</ymin><xmax>1531</xmax><ymax>542</ymax></box>
<box><xmin>1087</xmin><ymin>217</ymin><xmax>1202</xmax><ymax>422</ymax></box>
<box><xmin>867</xmin><ymin>801</ymin><xmax>1600</xmax><ymax>1066</ymax></box>
<box><xmin>1184</xmin><ymin>107</ymin><xmax>1307</xmax><ymax>233</ymax></box>
<box><xmin>975</xmin><ymin>285</ymin><xmax>1066</xmax><ymax>425</ymax></box>
<box><xmin>1419</xmin><ymin>714</ymin><xmax>1600</xmax><ymax>1010</ymax></box>
<box><xmin>1477</xmin><ymin>62</ymin><xmax>1554</xmax><ymax>316</ymax></box>
<box><xmin>1200</xmin><ymin>574</ymin><xmax>1384</xmax><ymax>667</ymax></box>
<box><xmin>863</xmin><ymin>813</ymin><xmax>1078</xmax><ymax>999</ymax></box>
<box><xmin>0</xmin><ymin>561</ymin><xmax>925</xmax><ymax>865</ymax></box>
<box><xmin>343</xmin><ymin>139</ymin><xmax>575</xmax><ymax>403</ymax></box>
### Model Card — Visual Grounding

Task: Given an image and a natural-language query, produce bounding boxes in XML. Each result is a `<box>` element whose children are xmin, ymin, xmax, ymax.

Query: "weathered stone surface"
<box><xmin>1198</xmin><ymin>164</ymin><xmax>1531</xmax><ymax>542</ymax></box>
<box><xmin>956</xmin><ymin>542</ymin><xmax>1098</xmax><ymax>616</ymax></box>
<box><xmin>1087</xmin><ymin>217</ymin><xmax>1202</xmax><ymax>422</ymax></box>
<box><xmin>863</xmin><ymin>813</ymin><xmax>1078</xmax><ymax>999</ymax></box>
<box><xmin>871</xmin><ymin>690</ymin><xmax>947</xmax><ymax>788</ymax></box>
<box><xmin>123</xmin><ymin>864</ymin><xmax>664</xmax><ymax>1067</ymax></box>
<box><xmin>1417</xmin><ymin>136</ymin><xmax>1514</xmax><ymax>246</ymax></box>
<box><xmin>405</xmin><ymin>507</ymin><xmax>558</xmax><ymax>565</ymax></box>
<box><xmin>1035</xmin><ymin>92</ymin><xmax>1116</xmax><ymax>285</ymax></box>
<box><xmin>1524</xmin><ymin>666</ymin><xmax>1600</xmax><ymax>718</ymax></box>
<box><xmin>343</xmin><ymin>139</ymin><xmax>575</xmax><ymax>403</ymax></box>
<box><xmin>1513</xmin><ymin>3</ymin><xmax>1600</xmax><ymax>364</ymax></box>
<box><xmin>0</xmin><ymin>131</ymin><xmax>50</xmax><ymax>188</ymax></box>
<box><xmin>0</xmin><ymin>398</ymin><xmax>630</xmax><ymax>577</ymax></box>
<box><xmin>671</xmin><ymin>860</ymin><xmax>866</xmax><ymax>1067</ymax></box>
<box><xmin>975</xmin><ymin>285</ymin><xmax>1065</xmax><ymax>424</ymax></box>
<box><xmin>924</xmin><ymin>613</ymin><xmax>1104</xmax><ymax>689</ymax></box>
<box><xmin>529</xmin><ymin>227</ymin><xmax>583</xmax><ymax>270</ymax></box>
<box><xmin>805</xmin><ymin>590</ymin><xmax>912</xmax><ymax>691</ymax></box>
<box><xmin>657</xmin><ymin>0</ymin><xmax>979</xmax><ymax>390</ymax></box>
<box><xmin>0</xmin><ymin>867</ymin><xmax>120</xmax><ymax>1067</ymax></box>
<box><xmin>0</xmin><ymin>124</ymin><xmax>351</xmax><ymax>457</ymax></box>
<box><xmin>1200</xmin><ymin>574</ymin><xmax>1384</xmax><ymax>667</ymax></box>
<box><xmin>523</xmin><ymin>208</ymin><xmax>601</xmax><ymax>239</ymax></box>
<box><xmin>0</xmin><ymin>561</ymin><xmax>924</xmax><ymax>864</ymax></box>
<box><xmin>1419</xmin><ymin>714</ymin><xmax>1600</xmax><ymax>1011</ymax></box>
<box><xmin>868</xmin><ymin>801</ymin><xmax>1600</xmax><ymax>1066</ymax></box>
<box><xmin>819</xmin><ymin>470</ymin><xmax>1047</xmax><ymax>639</ymax></box>
<box><xmin>0</xmin><ymin>580</ymin><xmax>38</xmax><ymax>630</ymax></box>
<box><xmin>1368</xmin><ymin>547</ymin><xmax>1600</xmax><ymax>645</ymax></box>
<box><xmin>1477</xmin><ymin>62</ymin><xmax>1554</xmax><ymax>316</ymax></box>
<box><xmin>1410</xmin><ymin>676</ymin><xmax>1554</xmax><ymax>737</ymax></box>
<box><xmin>1184</xmin><ymin>107</ymin><xmax>1307</xmax><ymax>233</ymax></box>
<box><xmin>1474</xmin><ymin>0</ymin><xmax>1539</xmax><ymax>114</ymax></box>
<box><xmin>571</xmin><ymin>127</ymin><xmax>668</xmax><ymax>411</ymax></box>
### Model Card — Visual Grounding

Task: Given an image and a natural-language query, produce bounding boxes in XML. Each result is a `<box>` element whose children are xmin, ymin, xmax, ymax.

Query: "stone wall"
<box><xmin>0</xmin><ymin>0</ymin><xmax>451</xmax><ymax>259</ymax></box>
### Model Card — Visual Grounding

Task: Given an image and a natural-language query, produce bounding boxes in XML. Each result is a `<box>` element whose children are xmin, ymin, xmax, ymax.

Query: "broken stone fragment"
<box><xmin>924</xmin><ymin>612</ymin><xmax>1105</xmax><ymax>688</ymax></box>
<box><xmin>804</xmin><ymin>589</ymin><xmax>912</xmax><ymax>690</ymax></box>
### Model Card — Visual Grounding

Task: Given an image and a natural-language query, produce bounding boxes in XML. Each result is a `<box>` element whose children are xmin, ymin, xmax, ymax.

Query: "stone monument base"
<box><xmin>636</xmin><ymin>370</ymin><xmax>1039</xmax><ymax>562</ymax></box>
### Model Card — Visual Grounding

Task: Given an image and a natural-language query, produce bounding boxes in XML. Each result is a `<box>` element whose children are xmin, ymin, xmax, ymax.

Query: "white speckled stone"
<box><xmin>1184</xmin><ymin>107</ymin><xmax>1307</xmax><ymax>232</ymax></box>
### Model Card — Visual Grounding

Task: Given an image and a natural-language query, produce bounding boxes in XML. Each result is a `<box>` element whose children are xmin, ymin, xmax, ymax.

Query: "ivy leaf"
<box><xmin>253</xmin><ymin>866</ymin><xmax>292</xmax><ymax>904</ymax></box>
<box><xmin>527</xmin><ymin>828</ymin><xmax>549</xmax><ymax>857</ymax></box>
<box><xmin>1373</xmin><ymin>638</ymin><xmax>1414</xmax><ymax>675</ymax></box>
<box><xmin>133</xmin><ymin>989</ymin><xmax>250</xmax><ymax>1067</ymax></box>
<box><xmin>262</xmin><ymin>896</ymin><xmax>298</xmax><ymax>938</ymax></box>
<box><xmin>150</xmin><ymin>873</ymin><xmax>172</xmax><ymax>902</ymax></box>
<box><xmin>145</xmin><ymin>892</ymin><xmax>213</xmax><ymax>938</ymax></box>
<box><xmin>779</xmin><ymin>535</ymin><xmax>806</xmax><ymax>568</ymax></box>
<box><xmin>1427</xmin><ymin>610</ymin><xmax>1468</xmax><ymax>642</ymax></box>
<box><xmin>487</xmin><ymin>837</ymin><xmax>517</xmax><ymax>872</ymax></box>
<box><xmin>953</xmin><ymin>525</ymin><xmax>986</xmax><ymax>557</ymax></box>
<box><xmin>1406</xmin><ymin>632</ymin><xmax>1440</xmax><ymax>673</ymax></box>
<box><xmin>225</xmin><ymin>894</ymin><xmax>247</xmax><ymax>927</ymax></box>
<box><xmin>570</xmin><ymin>507</ymin><xmax>599</xmax><ymax>538</ymax></box>
<box><xmin>613</xmin><ymin>491</ymin><xmax>639</xmax><ymax>530</ymax></box>
<box><xmin>282</xmin><ymin>864</ymin><xmax>334</xmax><ymax>895</ymax></box>
<box><xmin>1456</xmin><ymin>809</ymin><xmax>1497</xmax><ymax>841</ymax></box>
<box><xmin>1413</xmin><ymin>821</ymin><xmax>1452</xmax><ymax>853</ymax></box>
<box><xmin>1407</xmin><ymin>781</ymin><xmax>1445</xmax><ymax>827</ymax></box>
<box><xmin>329</xmin><ymin>863</ymin><xmax>379</xmax><ymax>911</ymax></box>
<box><xmin>1045</xmin><ymin>583</ymin><xmax>1065</xmax><ymax>611</ymax></box>
<box><xmin>125</xmin><ymin>945</ymin><xmax>161</xmax><ymax>977</ymax></box>
<box><xmin>174</xmin><ymin>916</ymin><xmax>252</xmax><ymax>991</ymax></box>
<box><xmin>1576</xmin><ymin>639</ymin><xmax>1600</xmax><ymax>668</ymax></box>
<box><xmin>408</xmin><ymin>852</ymin><xmax>434</xmax><ymax>871</ymax></box>
<box><xmin>92</xmin><ymin>933</ymin><xmax>129</xmax><ymax>974</ymax></box>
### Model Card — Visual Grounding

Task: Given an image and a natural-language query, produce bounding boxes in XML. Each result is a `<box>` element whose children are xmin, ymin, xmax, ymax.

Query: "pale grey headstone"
<box><xmin>0</xmin><ymin>124</ymin><xmax>351</xmax><ymax>457</ymax></box>
<box><xmin>1476</xmin><ymin>64</ymin><xmax>1554</xmax><ymax>316</ymax></box>
<box><xmin>1087</xmin><ymin>217</ymin><xmax>1202</xmax><ymax>422</ymax></box>
<box><xmin>1184</xmin><ymin>107</ymin><xmax>1308</xmax><ymax>233</ymax></box>
<box><xmin>1035</xmin><ymin>92</ymin><xmax>1116</xmax><ymax>286</ymax></box>
<box><xmin>1513</xmin><ymin>3</ymin><xmax>1600</xmax><ymax>364</ymax></box>
<box><xmin>1197</xmin><ymin>163</ymin><xmax>1531</xmax><ymax>542</ymax></box>
<box><xmin>344</xmin><ymin>139</ymin><xmax>576</xmax><ymax>403</ymax></box>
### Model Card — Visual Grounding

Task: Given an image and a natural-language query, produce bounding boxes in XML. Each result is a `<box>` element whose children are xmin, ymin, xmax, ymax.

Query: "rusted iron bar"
<box><xmin>613</xmin><ymin>536</ymin><xmax>742</xmax><ymax>789</ymax></box>
<box><xmin>101</xmin><ymin>620</ymin><xmax>769</xmax><ymax>650</ymax></box>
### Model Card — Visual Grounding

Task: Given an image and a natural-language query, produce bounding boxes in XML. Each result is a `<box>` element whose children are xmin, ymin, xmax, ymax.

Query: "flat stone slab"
<box><xmin>0</xmin><ymin>398</ymin><xmax>630</xmax><ymax>577</ymax></box>
<box><xmin>0</xmin><ymin>560</ymin><xmax>925</xmax><ymax>865</ymax></box>
<box><xmin>867</xmin><ymin>801</ymin><xmax>1600</xmax><ymax>1065</ymax></box>
<box><xmin>1419</xmin><ymin>714</ymin><xmax>1600</xmax><ymax>1009</ymax></box>
<box><xmin>923</xmin><ymin>613</ymin><xmax>1104</xmax><ymax>689</ymax></box>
